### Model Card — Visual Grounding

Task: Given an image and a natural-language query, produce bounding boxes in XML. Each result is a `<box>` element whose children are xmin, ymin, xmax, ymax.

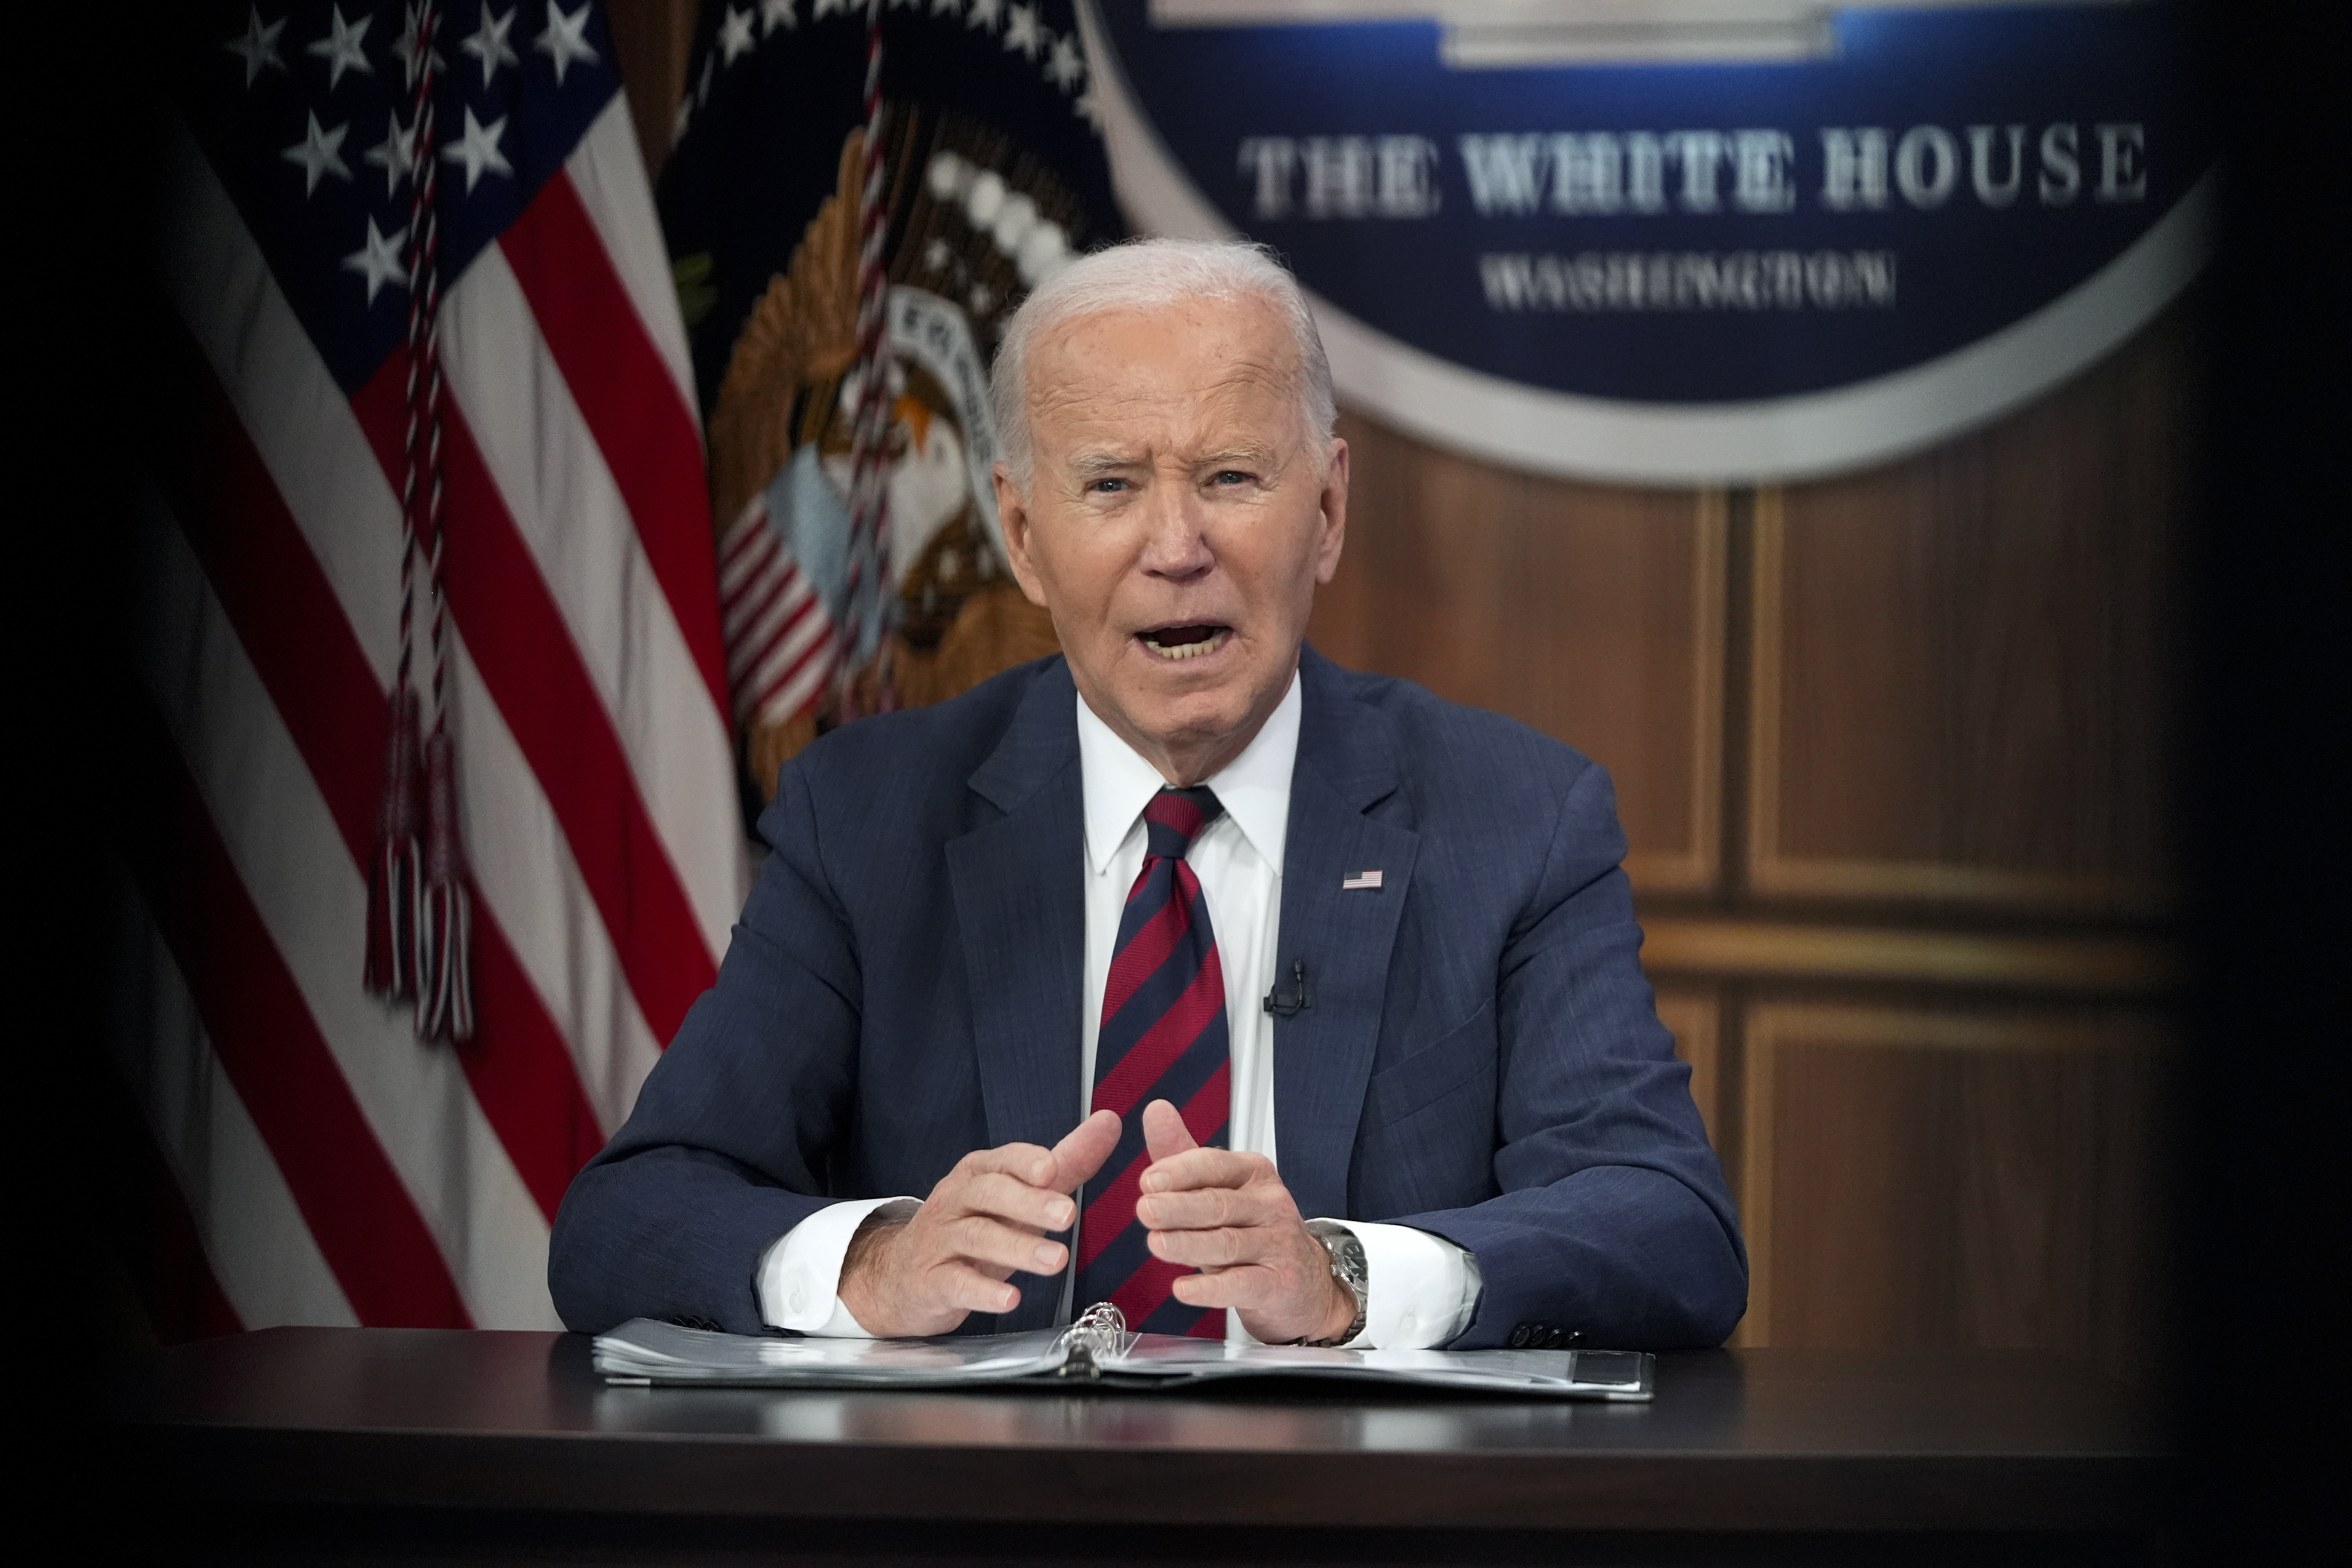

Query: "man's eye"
<box><xmin>1210</xmin><ymin>470</ymin><xmax>1253</xmax><ymax>486</ymax></box>
<box><xmin>1087</xmin><ymin>477</ymin><xmax>1130</xmax><ymax>495</ymax></box>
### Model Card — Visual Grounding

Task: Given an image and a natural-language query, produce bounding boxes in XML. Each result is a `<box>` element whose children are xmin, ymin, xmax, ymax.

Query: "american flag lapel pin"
<box><xmin>1341</xmin><ymin>870</ymin><xmax>1384</xmax><ymax>890</ymax></box>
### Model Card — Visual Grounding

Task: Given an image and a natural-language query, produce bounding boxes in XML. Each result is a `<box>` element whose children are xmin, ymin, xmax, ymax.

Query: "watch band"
<box><xmin>1302</xmin><ymin>1219</ymin><xmax>1369</xmax><ymax>1347</ymax></box>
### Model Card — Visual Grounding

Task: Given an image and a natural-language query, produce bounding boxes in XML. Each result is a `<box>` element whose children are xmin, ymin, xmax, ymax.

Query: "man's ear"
<box><xmin>993</xmin><ymin>463</ymin><xmax>1051</xmax><ymax>609</ymax></box>
<box><xmin>1313</xmin><ymin>437</ymin><xmax>1349</xmax><ymax>586</ymax></box>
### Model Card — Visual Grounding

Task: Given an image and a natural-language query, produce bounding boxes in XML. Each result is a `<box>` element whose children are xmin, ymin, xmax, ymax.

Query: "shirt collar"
<box><xmin>1076</xmin><ymin>670</ymin><xmax>1301</xmax><ymax>878</ymax></box>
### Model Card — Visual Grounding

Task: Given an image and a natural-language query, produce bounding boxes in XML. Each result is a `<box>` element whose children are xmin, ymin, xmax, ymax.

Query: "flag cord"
<box><xmin>365</xmin><ymin>0</ymin><xmax>473</xmax><ymax>1043</ymax></box>
<box><xmin>841</xmin><ymin>0</ymin><xmax>897</xmax><ymax>719</ymax></box>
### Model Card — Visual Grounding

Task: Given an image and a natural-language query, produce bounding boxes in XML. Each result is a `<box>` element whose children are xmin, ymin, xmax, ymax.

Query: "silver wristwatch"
<box><xmin>1303</xmin><ymin>1219</ymin><xmax>1369</xmax><ymax>1347</ymax></box>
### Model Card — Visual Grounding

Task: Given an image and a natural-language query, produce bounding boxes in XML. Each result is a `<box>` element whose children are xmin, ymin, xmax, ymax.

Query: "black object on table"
<box><xmin>104</xmin><ymin>1328</ymin><xmax>2163</xmax><ymax>1565</ymax></box>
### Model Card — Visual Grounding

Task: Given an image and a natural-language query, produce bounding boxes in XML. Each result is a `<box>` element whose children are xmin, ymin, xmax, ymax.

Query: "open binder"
<box><xmin>593</xmin><ymin>1304</ymin><xmax>1655</xmax><ymax>1399</ymax></box>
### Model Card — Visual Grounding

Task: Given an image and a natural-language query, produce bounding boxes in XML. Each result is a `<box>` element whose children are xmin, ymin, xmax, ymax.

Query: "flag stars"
<box><xmin>307</xmin><ymin>6</ymin><xmax>375</xmax><ymax>89</ymax></box>
<box><xmin>282</xmin><ymin>111</ymin><xmax>354</xmax><ymax>196</ymax></box>
<box><xmin>462</xmin><ymin>4</ymin><xmax>520</xmax><ymax>87</ymax></box>
<box><xmin>224</xmin><ymin>7</ymin><xmax>289</xmax><ymax>87</ymax></box>
<box><xmin>682</xmin><ymin>0</ymin><xmax>1097</xmax><ymax>143</ymax></box>
<box><xmin>365</xmin><ymin>111</ymin><xmax>417</xmax><ymax>198</ymax></box>
<box><xmin>441</xmin><ymin>104</ymin><xmax>514</xmax><ymax>193</ymax></box>
<box><xmin>535</xmin><ymin>1</ymin><xmax>600</xmax><ymax>85</ymax></box>
<box><xmin>718</xmin><ymin>6</ymin><xmax>756</xmax><ymax>64</ymax></box>
<box><xmin>1045</xmin><ymin>33</ymin><xmax>1083</xmax><ymax>91</ymax></box>
<box><xmin>343</xmin><ymin>216</ymin><xmax>409</xmax><ymax>304</ymax></box>
<box><xmin>1002</xmin><ymin>5</ymin><xmax>1043</xmax><ymax>58</ymax></box>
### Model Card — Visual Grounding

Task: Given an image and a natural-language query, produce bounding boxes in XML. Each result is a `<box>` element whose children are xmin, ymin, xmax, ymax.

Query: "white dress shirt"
<box><xmin>757</xmin><ymin>671</ymin><xmax>1481</xmax><ymax>1347</ymax></box>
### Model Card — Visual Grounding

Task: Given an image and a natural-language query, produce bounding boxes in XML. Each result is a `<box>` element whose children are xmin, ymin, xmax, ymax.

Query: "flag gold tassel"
<box><xmin>415</xmin><ymin>727</ymin><xmax>473</xmax><ymax>1042</ymax></box>
<box><xmin>363</xmin><ymin>686</ymin><xmax>425</xmax><ymax>1000</ymax></box>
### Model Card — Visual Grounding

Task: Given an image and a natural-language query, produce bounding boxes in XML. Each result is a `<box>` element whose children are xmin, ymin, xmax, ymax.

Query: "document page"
<box><xmin>594</xmin><ymin>1320</ymin><xmax>1072</xmax><ymax>1386</ymax></box>
<box><xmin>592</xmin><ymin>1318</ymin><xmax>1653</xmax><ymax>1399</ymax></box>
<box><xmin>1098</xmin><ymin>1336</ymin><xmax>1654</xmax><ymax>1399</ymax></box>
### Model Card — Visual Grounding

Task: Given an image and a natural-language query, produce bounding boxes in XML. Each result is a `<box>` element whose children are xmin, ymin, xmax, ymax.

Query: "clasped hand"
<box><xmin>837</xmin><ymin>1101</ymin><xmax>1356</xmax><ymax>1345</ymax></box>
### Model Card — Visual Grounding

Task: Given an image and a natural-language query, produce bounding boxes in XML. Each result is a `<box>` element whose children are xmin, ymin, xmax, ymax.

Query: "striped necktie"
<box><xmin>1077</xmin><ymin>785</ymin><xmax>1231</xmax><ymax>1338</ymax></box>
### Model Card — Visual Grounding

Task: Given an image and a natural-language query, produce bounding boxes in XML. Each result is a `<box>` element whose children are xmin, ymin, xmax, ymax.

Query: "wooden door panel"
<box><xmin>1751</xmin><ymin>311</ymin><xmax>2190</xmax><ymax>911</ymax></box>
<box><xmin>1738</xmin><ymin>1004</ymin><xmax>2170</xmax><ymax>1382</ymax></box>
<box><xmin>1312</xmin><ymin>412</ymin><xmax>1723</xmax><ymax>893</ymax></box>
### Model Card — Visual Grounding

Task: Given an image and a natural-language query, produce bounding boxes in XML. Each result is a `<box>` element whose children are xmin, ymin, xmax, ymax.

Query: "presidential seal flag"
<box><xmin>120</xmin><ymin>0</ymin><xmax>740</xmax><ymax>1335</ymax></box>
<box><xmin>659</xmin><ymin>0</ymin><xmax>1124</xmax><ymax>797</ymax></box>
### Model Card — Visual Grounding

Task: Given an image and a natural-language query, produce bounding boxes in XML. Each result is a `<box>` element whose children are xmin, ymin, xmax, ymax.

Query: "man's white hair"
<box><xmin>989</xmin><ymin>238</ymin><xmax>1337</xmax><ymax>488</ymax></box>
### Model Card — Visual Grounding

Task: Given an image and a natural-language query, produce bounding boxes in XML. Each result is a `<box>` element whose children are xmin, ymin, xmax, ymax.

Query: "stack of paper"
<box><xmin>593</xmin><ymin>1319</ymin><xmax>1654</xmax><ymax>1399</ymax></box>
<box><xmin>593</xmin><ymin>1323</ymin><xmax>1077</xmax><ymax>1387</ymax></box>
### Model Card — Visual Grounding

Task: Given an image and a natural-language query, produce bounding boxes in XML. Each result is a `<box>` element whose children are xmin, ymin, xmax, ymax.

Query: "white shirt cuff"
<box><xmin>1321</xmin><ymin>1220</ymin><xmax>1482</xmax><ymax>1350</ymax></box>
<box><xmin>755</xmin><ymin>1197</ymin><xmax>918</xmax><ymax>1335</ymax></box>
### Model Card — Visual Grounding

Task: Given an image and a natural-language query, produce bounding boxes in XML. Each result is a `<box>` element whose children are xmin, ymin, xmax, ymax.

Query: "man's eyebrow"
<box><xmin>1062</xmin><ymin>443</ymin><xmax>1285</xmax><ymax>476</ymax></box>
<box><xmin>1196</xmin><ymin>444</ymin><xmax>1279</xmax><ymax>470</ymax></box>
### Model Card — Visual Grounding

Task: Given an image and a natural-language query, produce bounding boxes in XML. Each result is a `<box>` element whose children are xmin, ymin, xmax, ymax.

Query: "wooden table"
<box><xmin>105</xmin><ymin>1328</ymin><xmax>2163</xmax><ymax>1564</ymax></box>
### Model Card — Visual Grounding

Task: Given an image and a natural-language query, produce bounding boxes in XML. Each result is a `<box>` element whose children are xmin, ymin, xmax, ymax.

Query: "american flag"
<box><xmin>666</xmin><ymin>0</ymin><xmax>1116</xmax><ymax>780</ymax></box>
<box><xmin>122</xmin><ymin>0</ymin><xmax>740</xmax><ymax>1332</ymax></box>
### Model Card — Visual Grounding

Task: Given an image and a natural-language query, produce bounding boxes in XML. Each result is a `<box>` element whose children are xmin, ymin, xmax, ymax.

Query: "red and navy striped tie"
<box><xmin>1077</xmin><ymin>786</ymin><xmax>1231</xmax><ymax>1338</ymax></box>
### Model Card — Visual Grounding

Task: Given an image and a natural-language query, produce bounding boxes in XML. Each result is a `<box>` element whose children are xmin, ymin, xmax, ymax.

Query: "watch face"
<box><xmin>1306</xmin><ymin>1221</ymin><xmax>1369</xmax><ymax>1305</ymax></box>
<box><xmin>1331</xmin><ymin>1236</ymin><xmax>1368</xmax><ymax>1291</ymax></box>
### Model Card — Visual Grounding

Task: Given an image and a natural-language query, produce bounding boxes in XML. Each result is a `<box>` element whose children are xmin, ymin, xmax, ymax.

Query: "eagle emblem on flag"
<box><xmin>661</xmin><ymin>0</ymin><xmax>1123</xmax><ymax>800</ymax></box>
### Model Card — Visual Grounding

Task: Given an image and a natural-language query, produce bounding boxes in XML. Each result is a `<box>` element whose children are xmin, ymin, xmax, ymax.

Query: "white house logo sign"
<box><xmin>1082</xmin><ymin>0</ymin><xmax>2209</xmax><ymax>482</ymax></box>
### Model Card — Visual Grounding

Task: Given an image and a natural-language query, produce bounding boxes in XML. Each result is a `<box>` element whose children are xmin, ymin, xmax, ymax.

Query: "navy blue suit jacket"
<box><xmin>550</xmin><ymin>648</ymin><xmax>1746</xmax><ymax>1347</ymax></box>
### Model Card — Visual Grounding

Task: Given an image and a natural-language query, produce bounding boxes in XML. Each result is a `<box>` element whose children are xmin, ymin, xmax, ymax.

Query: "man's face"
<box><xmin>995</xmin><ymin>294</ymin><xmax>1347</xmax><ymax>784</ymax></box>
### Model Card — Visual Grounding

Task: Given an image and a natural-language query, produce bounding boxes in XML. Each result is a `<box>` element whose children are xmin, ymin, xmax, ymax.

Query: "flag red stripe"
<box><xmin>738</xmin><ymin>586</ymin><xmax>822</xmax><ymax>689</ymax></box>
<box><xmin>747</xmin><ymin>584</ymin><xmax>832</xmax><ymax>681</ymax></box>
<box><xmin>501</xmin><ymin>171</ymin><xmax>730</xmax><ymax>722</ymax></box>
<box><xmin>727</xmin><ymin>574</ymin><xmax>806</xmax><ymax>667</ymax></box>
<box><xmin>721</xmin><ymin>550</ymin><xmax>788</xmax><ymax>633</ymax></box>
<box><xmin>719</xmin><ymin>509</ymin><xmax>776</xmax><ymax>577</ymax></box>
<box><xmin>752</xmin><ymin>628</ymin><xmax>834</xmax><ymax>717</ymax></box>
<box><xmin>349</xmin><ymin>359</ymin><xmax>719</xmax><ymax>1042</ymax></box>
<box><xmin>126</xmin><ymin>693</ymin><xmax>474</xmax><ymax>1328</ymax></box>
<box><xmin>464</xmin><ymin>939</ymin><xmax>610</xmax><ymax>1218</ymax></box>
<box><xmin>155</xmin><ymin>317</ymin><xmax>606</xmax><ymax>1220</ymax></box>
<box><xmin>720</xmin><ymin>538</ymin><xmax>782</xmax><ymax>610</ymax></box>
<box><xmin>724</xmin><ymin>564</ymin><xmax>802</xmax><ymax>654</ymax></box>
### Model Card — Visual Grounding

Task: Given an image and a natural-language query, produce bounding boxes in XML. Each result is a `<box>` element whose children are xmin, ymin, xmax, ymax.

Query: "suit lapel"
<box><xmin>948</xmin><ymin>660</ymin><xmax>1087</xmax><ymax>1154</ymax></box>
<box><xmin>1272</xmin><ymin>651</ymin><xmax>1417</xmax><ymax>1224</ymax></box>
<box><xmin>946</xmin><ymin>662</ymin><xmax>1085</xmax><ymax>1329</ymax></box>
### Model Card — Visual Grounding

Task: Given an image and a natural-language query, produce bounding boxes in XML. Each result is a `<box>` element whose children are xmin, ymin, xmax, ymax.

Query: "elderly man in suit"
<box><xmin>550</xmin><ymin>239</ymin><xmax>1745</xmax><ymax>1351</ymax></box>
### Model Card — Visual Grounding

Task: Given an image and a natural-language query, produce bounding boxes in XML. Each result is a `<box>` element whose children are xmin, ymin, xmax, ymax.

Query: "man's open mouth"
<box><xmin>1138</xmin><ymin>624</ymin><xmax>1232</xmax><ymax>661</ymax></box>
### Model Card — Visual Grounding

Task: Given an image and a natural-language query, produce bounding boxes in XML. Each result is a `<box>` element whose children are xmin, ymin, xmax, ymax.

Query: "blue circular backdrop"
<box><xmin>1090</xmin><ymin>0</ymin><xmax>2207</xmax><ymax>474</ymax></box>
